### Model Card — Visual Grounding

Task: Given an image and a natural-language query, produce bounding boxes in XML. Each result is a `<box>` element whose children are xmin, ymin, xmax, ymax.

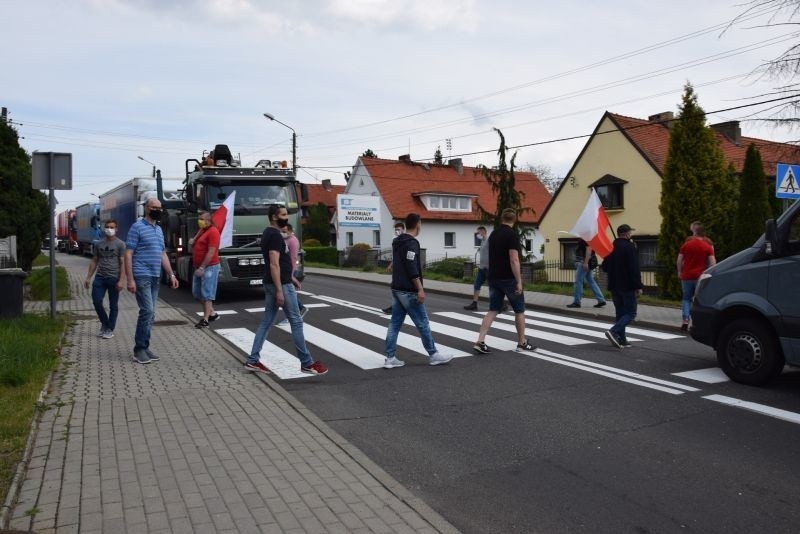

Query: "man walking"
<box><xmin>464</xmin><ymin>226</ymin><xmax>490</xmax><ymax>310</ymax></box>
<box><xmin>677</xmin><ymin>222</ymin><xmax>716</xmax><ymax>330</ymax></box>
<box><xmin>125</xmin><ymin>198</ymin><xmax>179</xmax><ymax>364</ymax></box>
<box><xmin>246</xmin><ymin>205</ymin><xmax>328</xmax><ymax>375</ymax></box>
<box><xmin>473</xmin><ymin>209</ymin><xmax>537</xmax><ymax>354</ymax></box>
<box><xmin>602</xmin><ymin>224</ymin><xmax>643</xmax><ymax>349</ymax></box>
<box><xmin>382</xmin><ymin>221</ymin><xmax>405</xmax><ymax>314</ymax></box>
<box><xmin>278</xmin><ymin>223</ymin><xmax>306</xmax><ymax>325</ymax></box>
<box><xmin>384</xmin><ymin>213</ymin><xmax>453</xmax><ymax>368</ymax></box>
<box><xmin>191</xmin><ymin>211</ymin><xmax>221</xmax><ymax>329</ymax></box>
<box><xmin>84</xmin><ymin>219</ymin><xmax>126</xmax><ymax>339</ymax></box>
<box><xmin>566</xmin><ymin>238</ymin><xmax>607</xmax><ymax>309</ymax></box>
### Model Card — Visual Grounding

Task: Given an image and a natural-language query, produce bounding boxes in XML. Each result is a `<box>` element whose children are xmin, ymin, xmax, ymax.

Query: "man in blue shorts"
<box><xmin>473</xmin><ymin>208</ymin><xmax>537</xmax><ymax>354</ymax></box>
<box><xmin>191</xmin><ymin>211</ymin><xmax>221</xmax><ymax>329</ymax></box>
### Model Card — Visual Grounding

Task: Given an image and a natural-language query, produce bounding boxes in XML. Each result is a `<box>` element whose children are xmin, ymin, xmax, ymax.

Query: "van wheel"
<box><xmin>716</xmin><ymin>319</ymin><xmax>784</xmax><ymax>386</ymax></box>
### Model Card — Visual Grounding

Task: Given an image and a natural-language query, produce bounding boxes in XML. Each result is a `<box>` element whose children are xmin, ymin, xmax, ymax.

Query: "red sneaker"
<box><xmin>301</xmin><ymin>361</ymin><xmax>328</xmax><ymax>375</ymax></box>
<box><xmin>244</xmin><ymin>361</ymin><xmax>271</xmax><ymax>374</ymax></box>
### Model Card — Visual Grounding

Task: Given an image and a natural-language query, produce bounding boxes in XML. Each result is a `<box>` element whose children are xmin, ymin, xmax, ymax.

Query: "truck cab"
<box><xmin>690</xmin><ymin>200</ymin><xmax>800</xmax><ymax>385</ymax></box>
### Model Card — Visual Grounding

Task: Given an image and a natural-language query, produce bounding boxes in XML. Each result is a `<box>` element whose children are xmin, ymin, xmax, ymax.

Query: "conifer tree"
<box><xmin>656</xmin><ymin>84</ymin><xmax>734</xmax><ymax>299</ymax></box>
<box><xmin>731</xmin><ymin>144</ymin><xmax>772</xmax><ymax>251</ymax></box>
<box><xmin>303</xmin><ymin>202</ymin><xmax>332</xmax><ymax>246</ymax></box>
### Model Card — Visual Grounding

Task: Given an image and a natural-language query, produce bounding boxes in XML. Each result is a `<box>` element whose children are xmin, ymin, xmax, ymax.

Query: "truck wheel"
<box><xmin>716</xmin><ymin>319</ymin><xmax>784</xmax><ymax>386</ymax></box>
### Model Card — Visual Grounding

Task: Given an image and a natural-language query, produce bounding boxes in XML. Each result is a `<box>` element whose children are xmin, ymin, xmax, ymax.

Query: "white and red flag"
<box><xmin>211</xmin><ymin>190</ymin><xmax>236</xmax><ymax>249</ymax></box>
<box><xmin>567</xmin><ymin>189</ymin><xmax>614</xmax><ymax>258</ymax></box>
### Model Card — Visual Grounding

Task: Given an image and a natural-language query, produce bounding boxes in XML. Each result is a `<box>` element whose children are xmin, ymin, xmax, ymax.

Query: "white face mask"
<box><xmin>104</xmin><ymin>228</ymin><xmax>116</xmax><ymax>237</ymax></box>
<box><xmin>394</xmin><ymin>229</ymin><xmax>402</xmax><ymax>236</ymax></box>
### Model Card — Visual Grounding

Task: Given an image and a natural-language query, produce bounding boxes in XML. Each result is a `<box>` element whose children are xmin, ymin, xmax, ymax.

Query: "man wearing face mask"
<box><xmin>191</xmin><ymin>211</ymin><xmax>221</xmax><ymax>329</ymax></box>
<box><xmin>245</xmin><ymin>205</ymin><xmax>328</xmax><ymax>375</ymax></box>
<box><xmin>84</xmin><ymin>219</ymin><xmax>126</xmax><ymax>339</ymax></box>
<box><xmin>125</xmin><ymin>197</ymin><xmax>179</xmax><ymax>364</ymax></box>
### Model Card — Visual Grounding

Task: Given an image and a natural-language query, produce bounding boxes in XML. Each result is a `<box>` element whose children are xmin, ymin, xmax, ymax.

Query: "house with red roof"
<box><xmin>336</xmin><ymin>155</ymin><xmax>552</xmax><ymax>262</ymax></box>
<box><xmin>537</xmin><ymin>110</ymin><xmax>800</xmax><ymax>279</ymax></box>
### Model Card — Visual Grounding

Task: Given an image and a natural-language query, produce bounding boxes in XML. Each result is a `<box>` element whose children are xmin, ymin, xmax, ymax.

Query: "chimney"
<box><xmin>398</xmin><ymin>154</ymin><xmax>412</xmax><ymax>163</ymax></box>
<box><xmin>648</xmin><ymin>111</ymin><xmax>674</xmax><ymax>129</ymax></box>
<box><xmin>710</xmin><ymin>121</ymin><xmax>742</xmax><ymax>146</ymax></box>
<box><xmin>322</xmin><ymin>178</ymin><xmax>332</xmax><ymax>191</ymax></box>
<box><xmin>1</xmin><ymin>107</ymin><xmax>6</xmax><ymax>123</ymax></box>
<box><xmin>448</xmin><ymin>158</ymin><xmax>464</xmax><ymax>175</ymax></box>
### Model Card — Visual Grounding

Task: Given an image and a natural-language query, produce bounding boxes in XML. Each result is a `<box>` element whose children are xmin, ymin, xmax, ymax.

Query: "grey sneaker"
<box><xmin>145</xmin><ymin>349</ymin><xmax>160</xmax><ymax>362</ymax></box>
<box><xmin>383</xmin><ymin>357</ymin><xmax>406</xmax><ymax>369</ymax></box>
<box><xmin>132</xmin><ymin>350</ymin><xmax>151</xmax><ymax>365</ymax></box>
<box><xmin>97</xmin><ymin>328</ymin><xmax>105</xmax><ymax>338</ymax></box>
<box><xmin>101</xmin><ymin>329</ymin><xmax>114</xmax><ymax>339</ymax></box>
<box><xmin>429</xmin><ymin>352</ymin><xmax>454</xmax><ymax>366</ymax></box>
<box><xmin>473</xmin><ymin>341</ymin><xmax>491</xmax><ymax>354</ymax></box>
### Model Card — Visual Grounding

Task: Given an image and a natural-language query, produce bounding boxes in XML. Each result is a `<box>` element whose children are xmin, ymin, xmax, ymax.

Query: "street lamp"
<box><xmin>137</xmin><ymin>155</ymin><xmax>156</xmax><ymax>177</ymax></box>
<box><xmin>263</xmin><ymin>113</ymin><xmax>296</xmax><ymax>173</ymax></box>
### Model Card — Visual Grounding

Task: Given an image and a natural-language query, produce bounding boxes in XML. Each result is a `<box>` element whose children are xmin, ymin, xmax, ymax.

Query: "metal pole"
<box><xmin>292</xmin><ymin>131</ymin><xmax>297</xmax><ymax>173</ymax></box>
<box><xmin>48</xmin><ymin>156</ymin><xmax>56</xmax><ymax>320</ymax></box>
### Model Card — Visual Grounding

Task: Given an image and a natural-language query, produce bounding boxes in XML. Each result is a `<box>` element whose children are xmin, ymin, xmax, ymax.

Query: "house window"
<box><xmin>635</xmin><ymin>238</ymin><xmax>657</xmax><ymax>270</ymax></box>
<box><xmin>524</xmin><ymin>238</ymin><xmax>533</xmax><ymax>260</ymax></box>
<box><xmin>346</xmin><ymin>232</ymin><xmax>353</xmax><ymax>247</ymax></box>
<box><xmin>421</xmin><ymin>195</ymin><xmax>471</xmax><ymax>212</ymax></box>
<box><xmin>561</xmin><ymin>240</ymin><xmax>579</xmax><ymax>269</ymax></box>
<box><xmin>429</xmin><ymin>196</ymin><xmax>440</xmax><ymax>208</ymax></box>
<box><xmin>444</xmin><ymin>232</ymin><xmax>455</xmax><ymax>248</ymax></box>
<box><xmin>595</xmin><ymin>184</ymin><xmax>624</xmax><ymax>209</ymax></box>
<box><xmin>373</xmin><ymin>230</ymin><xmax>381</xmax><ymax>247</ymax></box>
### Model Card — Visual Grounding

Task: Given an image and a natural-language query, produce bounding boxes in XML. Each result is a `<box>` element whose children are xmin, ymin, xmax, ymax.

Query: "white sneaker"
<box><xmin>383</xmin><ymin>357</ymin><xmax>406</xmax><ymax>369</ymax></box>
<box><xmin>101</xmin><ymin>330</ymin><xmax>114</xmax><ymax>339</ymax></box>
<box><xmin>429</xmin><ymin>352</ymin><xmax>454</xmax><ymax>366</ymax></box>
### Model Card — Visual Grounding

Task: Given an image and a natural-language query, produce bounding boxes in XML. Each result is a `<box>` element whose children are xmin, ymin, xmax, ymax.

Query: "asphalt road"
<box><xmin>159</xmin><ymin>274</ymin><xmax>800</xmax><ymax>534</ymax></box>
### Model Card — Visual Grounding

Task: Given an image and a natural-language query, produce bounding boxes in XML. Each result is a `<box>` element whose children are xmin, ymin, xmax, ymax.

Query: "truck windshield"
<box><xmin>205</xmin><ymin>183</ymin><xmax>298</xmax><ymax>215</ymax></box>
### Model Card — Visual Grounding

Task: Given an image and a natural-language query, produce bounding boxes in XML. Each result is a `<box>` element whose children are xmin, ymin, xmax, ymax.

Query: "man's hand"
<box><xmin>84</xmin><ymin>278</ymin><xmax>90</xmax><ymax>289</ymax></box>
<box><xmin>276</xmin><ymin>291</ymin><xmax>285</xmax><ymax>307</ymax></box>
<box><xmin>127</xmin><ymin>280</ymin><xmax>136</xmax><ymax>294</ymax></box>
<box><xmin>416</xmin><ymin>289</ymin><xmax>426</xmax><ymax>304</ymax></box>
<box><xmin>194</xmin><ymin>267</ymin><xmax>204</xmax><ymax>278</ymax></box>
<box><xmin>292</xmin><ymin>277</ymin><xmax>302</xmax><ymax>290</ymax></box>
<box><xmin>169</xmin><ymin>275</ymin><xmax>179</xmax><ymax>289</ymax></box>
<box><xmin>515</xmin><ymin>281</ymin><xmax>523</xmax><ymax>294</ymax></box>
<box><xmin>115</xmin><ymin>281</ymin><xmax>124</xmax><ymax>292</ymax></box>
<box><xmin>635</xmin><ymin>289</ymin><xmax>643</xmax><ymax>297</ymax></box>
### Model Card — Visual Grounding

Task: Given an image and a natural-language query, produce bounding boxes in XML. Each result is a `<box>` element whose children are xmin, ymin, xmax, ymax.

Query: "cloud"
<box><xmin>327</xmin><ymin>0</ymin><xmax>478</xmax><ymax>31</ymax></box>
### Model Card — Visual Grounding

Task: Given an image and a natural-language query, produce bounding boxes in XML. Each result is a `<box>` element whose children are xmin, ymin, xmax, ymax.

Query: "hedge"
<box><xmin>303</xmin><ymin>246</ymin><xmax>338</xmax><ymax>266</ymax></box>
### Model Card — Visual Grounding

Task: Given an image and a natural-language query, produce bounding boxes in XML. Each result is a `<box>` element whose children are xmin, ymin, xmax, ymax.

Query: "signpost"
<box><xmin>776</xmin><ymin>163</ymin><xmax>800</xmax><ymax>200</ymax></box>
<box><xmin>32</xmin><ymin>152</ymin><xmax>72</xmax><ymax>319</ymax></box>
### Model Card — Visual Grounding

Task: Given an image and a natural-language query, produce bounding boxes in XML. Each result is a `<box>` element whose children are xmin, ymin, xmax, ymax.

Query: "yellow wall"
<box><xmin>539</xmin><ymin>115</ymin><xmax>663</xmax><ymax>265</ymax></box>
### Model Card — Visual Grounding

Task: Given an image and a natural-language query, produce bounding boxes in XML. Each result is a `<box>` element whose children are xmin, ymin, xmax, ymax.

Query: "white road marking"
<box><xmin>437</xmin><ymin>312</ymin><xmax>593</xmax><ymax>346</ymax></box>
<box><xmin>377</xmin><ymin>315</ymin><xmax>519</xmax><ymax>352</ymax></box>
<box><xmin>216</xmin><ymin>327</ymin><xmax>307</xmax><ymax>379</ymax></box>
<box><xmin>486</xmin><ymin>312</ymin><xmax>643</xmax><ymax>341</ymax></box>
<box><xmin>523</xmin><ymin>310</ymin><xmax>683</xmax><ymax>339</ymax></box>
<box><xmin>309</xmin><ymin>294</ymin><xmax>385</xmax><ymax>316</ymax></box>
<box><xmin>245</xmin><ymin>307</ymin><xmax>265</xmax><ymax>313</ymax></box>
<box><xmin>333</xmin><ymin>317</ymin><xmax>470</xmax><ymax>359</ymax></box>
<box><xmin>244</xmin><ymin>303</ymin><xmax>330</xmax><ymax>314</ymax></box>
<box><xmin>703</xmin><ymin>394</ymin><xmax>800</xmax><ymax>425</ymax></box>
<box><xmin>276</xmin><ymin>322</ymin><xmax>385</xmax><ymax>369</ymax></box>
<box><xmin>195</xmin><ymin>309</ymin><xmax>238</xmax><ymax>316</ymax></box>
<box><xmin>672</xmin><ymin>368</ymin><xmax>729</xmax><ymax>383</ymax></box>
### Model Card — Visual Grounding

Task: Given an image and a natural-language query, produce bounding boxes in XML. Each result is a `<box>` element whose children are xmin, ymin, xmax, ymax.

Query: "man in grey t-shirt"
<box><xmin>84</xmin><ymin>219</ymin><xmax>126</xmax><ymax>339</ymax></box>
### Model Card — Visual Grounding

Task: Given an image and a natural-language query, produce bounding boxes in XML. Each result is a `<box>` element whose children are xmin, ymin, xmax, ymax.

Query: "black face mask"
<box><xmin>276</xmin><ymin>217</ymin><xmax>289</xmax><ymax>228</ymax></box>
<box><xmin>149</xmin><ymin>209</ymin><xmax>163</xmax><ymax>221</ymax></box>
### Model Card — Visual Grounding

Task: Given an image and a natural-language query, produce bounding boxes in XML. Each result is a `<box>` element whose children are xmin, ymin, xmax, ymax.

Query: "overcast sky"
<box><xmin>3</xmin><ymin>0</ymin><xmax>797</xmax><ymax>210</ymax></box>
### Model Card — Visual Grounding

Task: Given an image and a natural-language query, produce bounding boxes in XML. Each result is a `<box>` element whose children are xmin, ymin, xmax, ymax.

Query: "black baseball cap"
<box><xmin>617</xmin><ymin>224</ymin><xmax>635</xmax><ymax>234</ymax></box>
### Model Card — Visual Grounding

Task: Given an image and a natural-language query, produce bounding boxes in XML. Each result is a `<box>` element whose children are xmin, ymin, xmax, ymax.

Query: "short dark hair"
<box><xmin>267</xmin><ymin>204</ymin><xmax>285</xmax><ymax>222</ymax></box>
<box><xmin>404</xmin><ymin>213</ymin><xmax>420</xmax><ymax>230</ymax></box>
<box><xmin>501</xmin><ymin>208</ymin><xmax>516</xmax><ymax>222</ymax></box>
<box><xmin>477</xmin><ymin>226</ymin><xmax>486</xmax><ymax>232</ymax></box>
<box><xmin>104</xmin><ymin>219</ymin><xmax>117</xmax><ymax>227</ymax></box>
<box><xmin>394</xmin><ymin>221</ymin><xmax>405</xmax><ymax>230</ymax></box>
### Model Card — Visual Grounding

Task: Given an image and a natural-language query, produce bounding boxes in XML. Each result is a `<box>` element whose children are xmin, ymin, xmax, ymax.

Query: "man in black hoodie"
<box><xmin>383</xmin><ymin>213</ymin><xmax>453</xmax><ymax>368</ymax></box>
<box><xmin>602</xmin><ymin>224</ymin><xmax>643</xmax><ymax>349</ymax></box>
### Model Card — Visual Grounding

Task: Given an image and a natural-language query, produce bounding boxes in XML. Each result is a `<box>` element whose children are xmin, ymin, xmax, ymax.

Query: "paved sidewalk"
<box><xmin>9</xmin><ymin>254</ymin><xmax>458</xmax><ymax>534</ymax></box>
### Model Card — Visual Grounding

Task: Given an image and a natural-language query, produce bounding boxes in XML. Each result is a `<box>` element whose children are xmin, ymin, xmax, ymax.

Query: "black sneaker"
<box><xmin>566</xmin><ymin>302</ymin><xmax>581</xmax><ymax>308</ymax></box>
<box><xmin>473</xmin><ymin>341</ymin><xmax>491</xmax><ymax>354</ymax></box>
<box><xmin>593</xmin><ymin>302</ymin><xmax>606</xmax><ymax>308</ymax></box>
<box><xmin>195</xmin><ymin>319</ymin><xmax>209</xmax><ymax>329</ymax></box>
<box><xmin>208</xmin><ymin>313</ymin><xmax>220</xmax><ymax>322</ymax></box>
<box><xmin>620</xmin><ymin>340</ymin><xmax>632</xmax><ymax>348</ymax></box>
<box><xmin>382</xmin><ymin>306</ymin><xmax>392</xmax><ymax>314</ymax></box>
<box><xmin>515</xmin><ymin>339</ymin><xmax>537</xmax><ymax>352</ymax></box>
<box><xmin>463</xmin><ymin>302</ymin><xmax>478</xmax><ymax>311</ymax></box>
<box><xmin>604</xmin><ymin>330</ymin><xmax>622</xmax><ymax>349</ymax></box>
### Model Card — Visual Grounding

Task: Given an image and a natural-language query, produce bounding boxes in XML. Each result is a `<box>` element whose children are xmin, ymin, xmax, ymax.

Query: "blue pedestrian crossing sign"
<box><xmin>776</xmin><ymin>164</ymin><xmax>800</xmax><ymax>199</ymax></box>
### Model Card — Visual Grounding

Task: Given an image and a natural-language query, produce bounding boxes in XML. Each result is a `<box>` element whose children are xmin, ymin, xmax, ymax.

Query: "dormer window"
<box><xmin>415</xmin><ymin>193</ymin><xmax>473</xmax><ymax>212</ymax></box>
<box><xmin>589</xmin><ymin>174</ymin><xmax>628</xmax><ymax>210</ymax></box>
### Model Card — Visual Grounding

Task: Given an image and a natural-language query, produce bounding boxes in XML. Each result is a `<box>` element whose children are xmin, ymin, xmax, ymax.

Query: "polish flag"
<box><xmin>567</xmin><ymin>189</ymin><xmax>614</xmax><ymax>258</ymax></box>
<box><xmin>211</xmin><ymin>190</ymin><xmax>236</xmax><ymax>249</ymax></box>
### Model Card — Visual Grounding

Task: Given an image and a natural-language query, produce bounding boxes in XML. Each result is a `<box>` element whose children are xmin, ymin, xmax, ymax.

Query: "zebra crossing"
<box><xmin>213</xmin><ymin>293</ymin><xmax>682</xmax><ymax>380</ymax></box>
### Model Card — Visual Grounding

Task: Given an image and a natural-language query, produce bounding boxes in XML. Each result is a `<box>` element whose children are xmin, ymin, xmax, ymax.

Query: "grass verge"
<box><xmin>0</xmin><ymin>313</ymin><xmax>68</xmax><ymax>504</ymax></box>
<box><xmin>31</xmin><ymin>255</ymin><xmax>51</xmax><ymax>268</ymax></box>
<box><xmin>26</xmin><ymin>267</ymin><xmax>70</xmax><ymax>301</ymax></box>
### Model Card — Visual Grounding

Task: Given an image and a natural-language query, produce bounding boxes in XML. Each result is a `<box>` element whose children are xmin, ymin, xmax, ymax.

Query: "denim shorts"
<box><xmin>488</xmin><ymin>278</ymin><xmax>525</xmax><ymax>313</ymax></box>
<box><xmin>192</xmin><ymin>263</ymin><xmax>220</xmax><ymax>301</ymax></box>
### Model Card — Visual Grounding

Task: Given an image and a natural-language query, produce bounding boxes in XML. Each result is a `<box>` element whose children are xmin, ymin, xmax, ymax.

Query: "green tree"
<box><xmin>731</xmin><ymin>144</ymin><xmax>772</xmax><ymax>251</ymax></box>
<box><xmin>433</xmin><ymin>146</ymin><xmax>443</xmax><ymax>164</ymax></box>
<box><xmin>0</xmin><ymin>118</ymin><xmax>49</xmax><ymax>271</ymax></box>
<box><xmin>656</xmin><ymin>84</ymin><xmax>735</xmax><ymax>299</ymax></box>
<box><xmin>302</xmin><ymin>202</ymin><xmax>331</xmax><ymax>246</ymax></box>
<box><xmin>361</xmin><ymin>149</ymin><xmax>377</xmax><ymax>158</ymax></box>
<box><xmin>475</xmin><ymin>129</ymin><xmax>533</xmax><ymax>236</ymax></box>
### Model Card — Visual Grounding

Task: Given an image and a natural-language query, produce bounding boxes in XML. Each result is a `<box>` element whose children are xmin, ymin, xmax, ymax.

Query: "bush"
<box><xmin>26</xmin><ymin>266</ymin><xmax>70</xmax><ymax>300</ymax></box>
<box><xmin>425</xmin><ymin>256</ymin><xmax>470</xmax><ymax>279</ymax></box>
<box><xmin>304</xmin><ymin>246</ymin><xmax>338</xmax><ymax>266</ymax></box>
<box><xmin>303</xmin><ymin>238</ymin><xmax>321</xmax><ymax>247</ymax></box>
<box><xmin>344</xmin><ymin>243</ymin><xmax>372</xmax><ymax>268</ymax></box>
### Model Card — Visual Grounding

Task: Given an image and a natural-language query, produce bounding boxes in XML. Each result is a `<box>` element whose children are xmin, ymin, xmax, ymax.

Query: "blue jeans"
<box><xmin>385</xmin><ymin>290</ymin><xmax>437</xmax><ymax>358</ymax></box>
<box><xmin>133</xmin><ymin>276</ymin><xmax>160</xmax><ymax>352</ymax></box>
<box><xmin>248</xmin><ymin>283</ymin><xmax>313</xmax><ymax>367</ymax></box>
<box><xmin>473</xmin><ymin>267</ymin><xmax>488</xmax><ymax>291</ymax></box>
<box><xmin>91</xmin><ymin>276</ymin><xmax>120</xmax><ymax>331</ymax></box>
<box><xmin>681</xmin><ymin>279</ymin><xmax>698</xmax><ymax>321</ymax></box>
<box><xmin>192</xmin><ymin>263</ymin><xmax>220</xmax><ymax>301</ymax></box>
<box><xmin>610</xmin><ymin>290</ymin><xmax>638</xmax><ymax>342</ymax></box>
<box><xmin>572</xmin><ymin>261</ymin><xmax>606</xmax><ymax>304</ymax></box>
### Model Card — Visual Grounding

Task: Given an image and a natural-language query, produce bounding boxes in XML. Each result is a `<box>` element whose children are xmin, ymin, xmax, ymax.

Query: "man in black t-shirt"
<box><xmin>245</xmin><ymin>205</ymin><xmax>328</xmax><ymax>376</ymax></box>
<box><xmin>473</xmin><ymin>208</ymin><xmax>537</xmax><ymax>354</ymax></box>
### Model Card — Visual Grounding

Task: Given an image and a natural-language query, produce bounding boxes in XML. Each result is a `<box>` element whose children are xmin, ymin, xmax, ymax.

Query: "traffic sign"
<box><xmin>776</xmin><ymin>163</ymin><xmax>800</xmax><ymax>199</ymax></box>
